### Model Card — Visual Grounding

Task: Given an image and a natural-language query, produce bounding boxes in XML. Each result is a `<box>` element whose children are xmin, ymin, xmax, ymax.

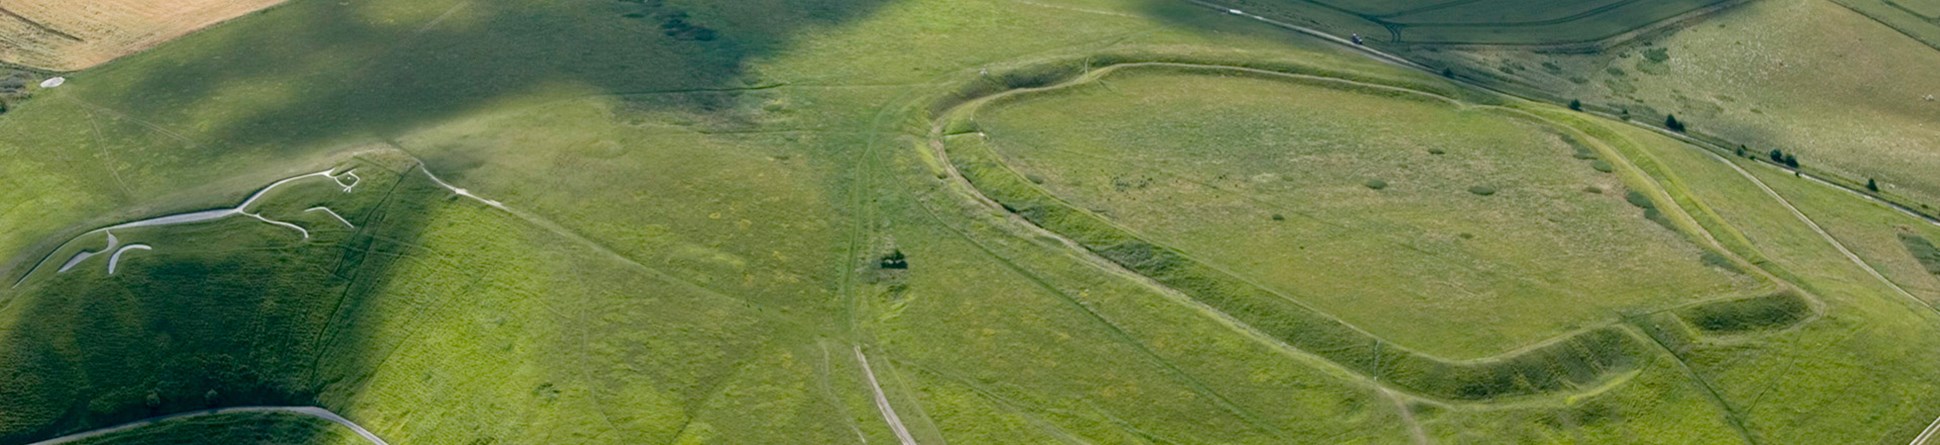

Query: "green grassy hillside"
<box><xmin>1</xmin><ymin>0</ymin><xmax>1938</xmax><ymax>443</ymax></box>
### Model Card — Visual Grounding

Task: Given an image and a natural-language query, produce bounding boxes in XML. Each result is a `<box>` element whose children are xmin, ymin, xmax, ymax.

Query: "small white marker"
<box><xmin>1228</xmin><ymin>8</ymin><xmax>1243</xmax><ymax>14</ymax></box>
<box><xmin>38</xmin><ymin>77</ymin><xmax>65</xmax><ymax>88</ymax></box>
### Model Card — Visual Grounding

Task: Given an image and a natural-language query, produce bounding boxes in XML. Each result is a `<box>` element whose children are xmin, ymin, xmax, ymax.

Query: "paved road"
<box><xmin>26</xmin><ymin>406</ymin><xmax>386</xmax><ymax>445</ymax></box>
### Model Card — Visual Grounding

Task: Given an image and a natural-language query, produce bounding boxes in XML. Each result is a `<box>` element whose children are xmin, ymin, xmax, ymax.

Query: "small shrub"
<box><xmin>1624</xmin><ymin>190</ymin><xmax>1656</xmax><ymax>209</ymax></box>
<box><xmin>1468</xmin><ymin>186</ymin><xmax>1497</xmax><ymax>196</ymax></box>
<box><xmin>1664</xmin><ymin>114</ymin><xmax>1686</xmax><ymax>132</ymax></box>
<box><xmin>1782</xmin><ymin>154</ymin><xmax>1798</xmax><ymax>168</ymax></box>
<box><xmin>1568</xmin><ymin>99</ymin><xmax>1583</xmax><ymax>111</ymax></box>
<box><xmin>879</xmin><ymin>250</ymin><xmax>908</xmax><ymax>270</ymax></box>
<box><xmin>1867</xmin><ymin>178</ymin><xmax>1879</xmax><ymax>192</ymax></box>
<box><xmin>1643</xmin><ymin>47</ymin><xmax>1671</xmax><ymax>63</ymax></box>
<box><xmin>1590</xmin><ymin>160</ymin><xmax>1615</xmax><ymax>173</ymax></box>
<box><xmin>1427</xmin><ymin>148</ymin><xmax>1446</xmax><ymax>155</ymax></box>
<box><xmin>1364</xmin><ymin>179</ymin><xmax>1388</xmax><ymax>190</ymax></box>
<box><xmin>1583</xmin><ymin>186</ymin><xmax>1603</xmax><ymax>194</ymax></box>
<box><xmin>1270</xmin><ymin>213</ymin><xmax>1285</xmax><ymax>221</ymax></box>
<box><xmin>1025</xmin><ymin>173</ymin><xmax>1047</xmax><ymax>184</ymax></box>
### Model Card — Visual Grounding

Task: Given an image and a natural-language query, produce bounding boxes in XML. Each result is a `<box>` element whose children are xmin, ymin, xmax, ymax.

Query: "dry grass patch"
<box><xmin>0</xmin><ymin>0</ymin><xmax>284</xmax><ymax>70</ymax></box>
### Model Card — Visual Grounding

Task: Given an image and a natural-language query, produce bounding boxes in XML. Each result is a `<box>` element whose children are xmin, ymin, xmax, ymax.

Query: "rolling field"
<box><xmin>968</xmin><ymin>68</ymin><xmax>1760</xmax><ymax>357</ymax></box>
<box><xmin>0</xmin><ymin>0</ymin><xmax>284</xmax><ymax>70</ymax></box>
<box><xmin>1400</xmin><ymin>0</ymin><xmax>1940</xmax><ymax>214</ymax></box>
<box><xmin>0</xmin><ymin>0</ymin><xmax>1938</xmax><ymax>443</ymax></box>
<box><xmin>1180</xmin><ymin>0</ymin><xmax>1738</xmax><ymax>45</ymax></box>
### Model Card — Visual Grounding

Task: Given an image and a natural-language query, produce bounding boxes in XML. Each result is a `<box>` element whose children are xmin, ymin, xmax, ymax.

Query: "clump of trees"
<box><xmin>1768</xmin><ymin>149</ymin><xmax>1799</xmax><ymax>169</ymax></box>
<box><xmin>1568</xmin><ymin>99</ymin><xmax>1583</xmax><ymax>111</ymax></box>
<box><xmin>1665</xmin><ymin>114</ymin><xmax>1686</xmax><ymax>132</ymax></box>
<box><xmin>879</xmin><ymin>250</ymin><xmax>908</xmax><ymax>270</ymax></box>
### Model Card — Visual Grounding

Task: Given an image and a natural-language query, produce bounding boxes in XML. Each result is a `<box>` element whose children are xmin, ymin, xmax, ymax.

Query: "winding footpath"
<box><xmin>854</xmin><ymin>347</ymin><xmax>918</xmax><ymax>445</ymax></box>
<box><xmin>25</xmin><ymin>406</ymin><xmax>385</xmax><ymax>445</ymax></box>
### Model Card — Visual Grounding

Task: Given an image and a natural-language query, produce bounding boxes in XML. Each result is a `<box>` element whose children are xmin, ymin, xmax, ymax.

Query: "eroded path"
<box><xmin>25</xmin><ymin>406</ymin><xmax>386</xmax><ymax>445</ymax></box>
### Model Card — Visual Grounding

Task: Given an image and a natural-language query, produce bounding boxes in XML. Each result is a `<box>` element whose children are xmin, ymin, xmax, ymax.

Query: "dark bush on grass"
<box><xmin>1624</xmin><ymin>190</ymin><xmax>1656</xmax><ymax>209</ymax></box>
<box><xmin>1590</xmin><ymin>160</ymin><xmax>1614</xmax><ymax>173</ymax></box>
<box><xmin>1365</xmin><ymin>179</ymin><xmax>1388</xmax><ymax>190</ymax></box>
<box><xmin>1468</xmin><ymin>186</ymin><xmax>1496</xmax><ymax>196</ymax></box>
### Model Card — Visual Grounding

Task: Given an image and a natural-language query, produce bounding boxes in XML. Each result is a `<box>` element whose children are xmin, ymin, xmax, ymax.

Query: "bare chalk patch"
<box><xmin>306</xmin><ymin>207</ymin><xmax>355</xmax><ymax>228</ymax></box>
<box><xmin>16</xmin><ymin>168</ymin><xmax>362</xmax><ymax>286</ymax></box>
<box><xmin>420</xmin><ymin>166</ymin><xmax>507</xmax><ymax>210</ymax></box>
<box><xmin>107</xmin><ymin>245</ymin><xmax>151</xmax><ymax>275</ymax></box>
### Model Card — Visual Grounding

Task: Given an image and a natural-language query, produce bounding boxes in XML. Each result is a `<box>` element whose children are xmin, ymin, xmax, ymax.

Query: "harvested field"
<box><xmin>0</xmin><ymin>0</ymin><xmax>283</xmax><ymax>70</ymax></box>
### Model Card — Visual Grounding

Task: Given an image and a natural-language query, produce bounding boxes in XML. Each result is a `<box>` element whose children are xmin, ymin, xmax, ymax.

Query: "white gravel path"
<box><xmin>306</xmin><ymin>207</ymin><xmax>356</xmax><ymax>228</ymax></box>
<box><xmin>107</xmin><ymin>245</ymin><xmax>150</xmax><ymax>275</ymax></box>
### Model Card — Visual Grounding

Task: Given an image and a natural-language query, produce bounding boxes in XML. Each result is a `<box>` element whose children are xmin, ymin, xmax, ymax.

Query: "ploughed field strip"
<box><xmin>1196</xmin><ymin>0</ymin><xmax>1737</xmax><ymax>45</ymax></box>
<box><xmin>929</xmin><ymin>60</ymin><xmax>1810</xmax><ymax>402</ymax></box>
<box><xmin>0</xmin><ymin>0</ymin><xmax>284</xmax><ymax>70</ymax></box>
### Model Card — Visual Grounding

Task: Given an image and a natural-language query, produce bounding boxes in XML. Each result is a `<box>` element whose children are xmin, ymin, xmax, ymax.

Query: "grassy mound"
<box><xmin>961</xmin><ymin>66</ymin><xmax>1755</xmax><ymax>357</ymax></box>
<box><xmin>952</xmin><ymin>123</ymin><xmax>1652</xmax><ymax>400</ymax></box>
<box><xmin>1677</xmin><ymin>291</ymin><xmax>1814</xmax><ymax>334</ymax></box>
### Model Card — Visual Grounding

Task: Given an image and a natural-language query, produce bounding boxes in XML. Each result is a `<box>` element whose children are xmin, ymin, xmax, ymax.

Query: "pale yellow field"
<box><xmin>0</xmin><ymin>0</ymin><xmax>282</xmax><ymax>70</ymax></box>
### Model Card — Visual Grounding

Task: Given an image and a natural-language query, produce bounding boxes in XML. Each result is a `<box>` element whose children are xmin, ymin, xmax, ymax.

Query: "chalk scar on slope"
<box><xmin>856</xmin><ymin>346</ymin><xmax>918</xmax><ymax>445</ymax></box>
<box><xmin>107</xmin><ymin>245</ymin><xmax>151</xmax><ymax>275</ymax></box>
<box><xmin>419</xmin><ymin>166</ymin><xmax>507</xmax><ymax>210</ymax></box>
<box><xmin>24</xmin><ymin>406</ymin><xmax>387</xmax><ymax>445</ymax></box>
<box><xmin>15</xmin><ymin>168</ymin><xmax>360</xmax><ymax>286</ymax></box>
<box><xmin>307</xmin><ymin>207</ymin><xmax>356</xmax><ymax>228</ymax></box>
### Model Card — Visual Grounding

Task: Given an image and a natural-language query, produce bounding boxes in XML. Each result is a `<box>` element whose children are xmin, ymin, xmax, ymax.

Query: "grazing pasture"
<box><xmin>1</xmin><ymin>0</ymin><xmax>1939</xmax><ymax>442</ymax></box>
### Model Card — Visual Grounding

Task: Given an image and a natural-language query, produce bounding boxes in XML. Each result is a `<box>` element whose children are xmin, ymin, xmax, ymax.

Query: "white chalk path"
<box><xmin>247</xmin><ymin>212</ymin><xmax>311</xmax><ymax>239</ymax></box>
<box><xmin>855</xmin><ymin>346</ymin><xmax>918</xmax><ymax>445</ymax></box>
<box><xmin>57</xmin><ymin>232</ymin><xmax>118</xmax><ymax>273</ymax></box>
<box><xmin>419</xmin><ymin>166</ymin><xmax>506</xmax><ymax>210</ymax></box>
<box><xmin>107</xmin><ymin>245</ymin><xmax>150</xmax><ymax>275</ymax></box>
<box><xmin>14</xmin><ymin>169</ymin><xmax>360</xmax><ymax>287</ymax></box>
<box><xmin>25</xmin><ymin>406</ymin><xmax>386</xmax><ymax>445</ymax></box>
<box><xmin>307</xmin><ymin>207</ymin><xmax>356</xmax><ymax>228</ymax></box>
